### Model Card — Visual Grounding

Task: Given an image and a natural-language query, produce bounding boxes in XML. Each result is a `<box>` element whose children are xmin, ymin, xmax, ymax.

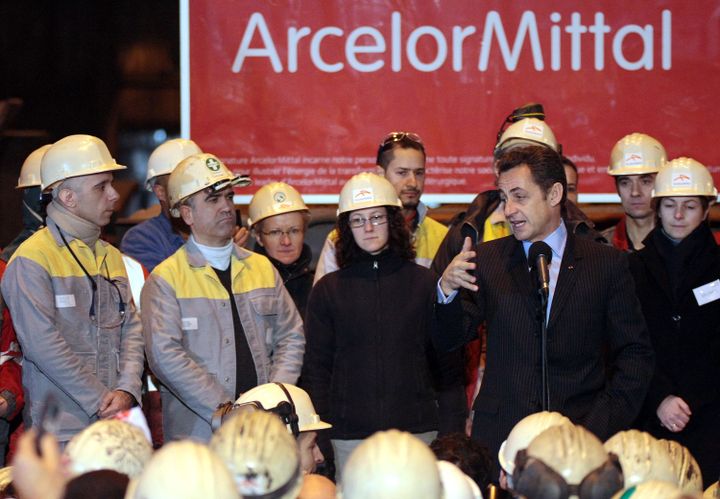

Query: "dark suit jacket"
<box><xmin>434</xmin><ymin>223</ymin><xmax>654</xmax><ymax>460</ymax></box>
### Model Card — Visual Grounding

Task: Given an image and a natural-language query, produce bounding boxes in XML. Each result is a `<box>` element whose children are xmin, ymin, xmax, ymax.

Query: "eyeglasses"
<box><xmin>260</xmin><ymin>227</ymin><xmax>304</xmax><ymax>239</ymax></box>
<box><xmin>349</xmin><ymin>214</ymin><xmax>388</xmax><ymax>228</ymax></box>
<box><xmin>376</xmin><ymin>131</ymin><xmax>424</xmax><ymax>164</ymax></box>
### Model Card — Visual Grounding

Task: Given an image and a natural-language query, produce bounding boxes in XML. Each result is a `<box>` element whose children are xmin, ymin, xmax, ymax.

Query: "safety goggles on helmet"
<box><xmin>168</xmin><ymin>153</ymin><xmax>251</xmax><ymax>217</ymax></box>
<box><xmin>375</xmin><ymin>131</ymin><xmax>424</xmax><ymax>165</ymax></box>
<box><xmin>512</xmin><ymin>449</ymin><xmax>624</xmax><ymax>499</ymax></box>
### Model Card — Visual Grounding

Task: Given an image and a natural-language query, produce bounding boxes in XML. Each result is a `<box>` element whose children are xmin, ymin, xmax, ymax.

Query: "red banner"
<box><xmin>183</xmin><ymin>0</ymin><xmax>720</xmax><ymax>202</ymax></box>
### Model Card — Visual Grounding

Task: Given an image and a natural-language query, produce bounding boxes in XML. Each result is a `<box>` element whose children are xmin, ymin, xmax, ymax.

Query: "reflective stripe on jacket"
<box><xmin>141</xmin><ymin>239</ymin><xmax>305</xmax><ymax>442</ymax></box>
<box><xmin>1</xmin><ymin>219</ymin><xmax>144</xmax><ymax>442</ymax></box>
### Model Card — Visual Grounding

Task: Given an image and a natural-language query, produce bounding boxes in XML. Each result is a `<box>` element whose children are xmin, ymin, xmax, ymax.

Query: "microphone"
<box><xmin>528</xmin><ymin>241</ymin><xmax>552</xmax><ymax>297</ymax></box>
<box><xmin>529</xmin><ymin>241</ymin><xmax>553</xmax><ymax>411</ymax></box>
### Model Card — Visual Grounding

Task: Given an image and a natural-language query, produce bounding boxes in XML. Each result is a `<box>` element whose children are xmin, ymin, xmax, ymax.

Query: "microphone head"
<box><xmin>528</xmin><ymin>241</ymin><xmax>553</xmax><ymax>268</ymax></box>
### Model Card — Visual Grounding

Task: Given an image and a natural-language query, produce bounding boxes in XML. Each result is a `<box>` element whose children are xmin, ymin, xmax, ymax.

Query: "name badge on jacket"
<box><xmin>55</xmin><ymin>294</ymin><xmax>76</xmax><ymax>308</ymax></box>
<box><xmin>181</xmin><ymin>317</ymin><xmax>199</xmax><ymax>330</ymax></box>
<box><xmin>693</xmin><ymin>279</ymin><xmax>720</xmax><ymax>306</ymax></box>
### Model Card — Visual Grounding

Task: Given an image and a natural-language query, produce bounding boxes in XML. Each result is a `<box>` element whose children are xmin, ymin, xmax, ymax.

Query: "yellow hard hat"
<box><xmin>337</xmin><ymin>172</ymin><xmax>401</xmax><ymax>215</ymax></box>
<box><xmin>167</xmin><ymin>153</ymin><xmax>251</xmax><ymax>217</ymax></box>
<box><xmin>603</xmin><ymin>430</ymin><xmax>675</xmax><ymax>489</ymax></box>
<box><xmin>64</xmin><ymin>420</ymin><xmax>153</xmax><ymax>479</ymax></box>
<box><xmin>41</xmin><ymin>134</ymin><xmax>126</xmax><ymax>191</ymax></box>
<box><xmin>248</xmin><ymin>182</ymin><xmax>308</xmax><ymax>227</ymax></box>
<box><xmin>608</xmin><ymin>133</ymin><xmax>667</xmax><ymax>176</ymax></box>
<box><xmin>659</xmin><ymin>439</ymin><xmax>704</xmax><ymax>493</ymax></box>
<box><xmin>145</xmin><ymin>138</ymin><xmax>202</xmax><ymax>190</ymax></box>
<box><xmin>495</xmin><ymin>118</ymin><xmax>559</xmax><ymax>154</ymax></box>
<box><xmin>210</xmin><ymin>410</ymin><xmax>302</xmax><ymax>499</ymax></box>
<box><xmin>17</xmin><ymin>144</ymin><xmax>51</xmax><ymax>189</ymax></box>
<box><xmin>652</xmin><ymin>157</ymin><xmax>717</xmax><ymax>199</ymax></box>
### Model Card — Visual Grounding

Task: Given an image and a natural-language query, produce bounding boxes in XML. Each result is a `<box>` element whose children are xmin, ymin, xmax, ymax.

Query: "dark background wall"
<box><xmin>0</xmin><ymin>0</ymin><xmax>181</xmax><ymax>246</ymax></box>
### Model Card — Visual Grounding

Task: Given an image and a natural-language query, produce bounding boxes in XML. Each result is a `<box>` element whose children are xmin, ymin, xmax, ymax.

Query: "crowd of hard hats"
<box><xmin>495</xmin><ymin>411</ymin><xmax>712</xmax><ymax>499</ymax></box>
<box><xmin>1</xmin><ymin>105</ymin><xmax>719</xmax><ymax>499</ymax></box>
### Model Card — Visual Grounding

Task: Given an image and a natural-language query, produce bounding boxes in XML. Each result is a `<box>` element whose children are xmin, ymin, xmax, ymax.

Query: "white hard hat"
<box><xmin>17</xmin><ymin>144</ymin><xmax>51</xmax><ymax>189</ymax></box>
<box><xmin>235</xmin><ymin>382</ymin><xmax>331</xmax><ymax>435</ymax></box>
<box><xmin>659</xmin><ymin>439</ymin><xmax>704</xmax><ymax>493</ymax></box>
<box><xmin>603</xmin><ymin>430</ymin><xmax>676</xmax><ymax>489</ymax></box>
<box><xmin>705</xmin><ymin>481</ymin><xmax>718</xmax><ymax>498</ymax></box>
<box><xmin>145</xmin><ymin>138</ymin><xmax>203</xmax><ymax>190</ymax></box>
<box><xmin>498</xmin><ymin>411</ymin><xmax>572</xmax><ymax>476</ymax></box>
<box><xmin>64</xmin><ymin>419</ymin><xmax>152</xmax><ymax>479</ymax></box>
<box><xmin>210</xmin><ymin>410</ymin><xmax>302</xmax><ymax>499</ymax></box>
<box><xmin>340</xmin><ymin>430</ymin><xmax>442</xmax><ymax>499</ymax></box>
<box><xmin>495</xmin><ymin>118</ymin><xmax>559</xmax><ymax>154</ymax></box>
<box><xmin>40</xmin><ymin>134</ymin><xmax>126</xmax><ymax>191</ymax></box>
<box><xmin>608</xmin><ymin>133</ymin><xmax>667</xmax><ymax>176</ymax></box>
<box><xmin>611</xmin><ymin>480</ymin><xmax>693</xmax><ymax>499</ymax></box>
<box><xmin>652</xmin><ymin>157</ymin><xmax>718</xmax><ymax>199</ymax></box>
<box><xmin>525</xmin><ymin>424</ymin><xmax>610</xmax><ymax>486</ymax></box>
<box><xmin>167</xmin><ymin>153</ymin><xmax>251</xmax><ymax>217</ymax></box>
<box><xmin>0</xmin><ymin>467</ymin><xmax>11</xmax><ymax>492</ymax></box>
<box><xmin>437</xmin><ymin>460</ymin><xmax>483</xmax><ymax>499</ymax></box>
<box><xmin>337</xmin><ymin>172</ymin><xmax>401</xmax><ymax>215</ymax></box>
<box><xmin>248</xmin><ymin>182</ymin><xmax>308</xmax><ymax>227</ymax></box>
<box><xmin>129</xmin><ymin>440</ymin><xmax>237</xmax><ymax>499</ymax></box>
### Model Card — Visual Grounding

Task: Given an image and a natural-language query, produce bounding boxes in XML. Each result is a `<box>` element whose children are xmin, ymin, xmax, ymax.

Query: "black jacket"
<box><xmin>434</xmin><ymin>226</ymin><xmax>654</xmax><ymax>459</ymax></box>
<box><xmin>629</xmin><ymin>224</ymin><xmax>720</xmax><ymax>485</ymax></box>
<box><xmin>254</xmin><ymin>243</ymin><xmax>313</xmax><ymax>320</ymax></box>
<box><xmin>301</xmin><ymin>250</ymin><xmax>442</xmax><ymax>439</ymax></box>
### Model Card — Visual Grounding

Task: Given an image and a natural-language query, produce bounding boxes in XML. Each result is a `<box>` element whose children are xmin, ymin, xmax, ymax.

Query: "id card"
<box><xmin>693</xmin><ymin>279</ymin><xmax>720</xmax><ymax>306</ymax></box>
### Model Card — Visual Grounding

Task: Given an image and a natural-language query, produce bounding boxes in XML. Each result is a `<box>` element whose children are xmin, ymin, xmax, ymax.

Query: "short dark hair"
<box><xmin>561</xmin><ymin>155</ymin><xmax>577</xmax><ymax>174</ymax></box>
<box><xmin>496</xmin><ymin>146</ymin><xmax>567</xmax><ymax>205</ymax></box>
<box><xmin>335</xmin><ymin>206</ymin><xmax>415</xmax><ymax>268</ymax></box>
<box><xmin>430</xmin><ymin>433</ymin><xmax>494</xmax><ymax>492</ymax></box>
<box><xmin>376</xmin><ymin>136</ymin><xmax>426</xmax><ymax>169</ymax></box>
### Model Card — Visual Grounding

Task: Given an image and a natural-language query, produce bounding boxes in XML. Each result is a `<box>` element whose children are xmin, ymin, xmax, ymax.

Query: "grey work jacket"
<box><xmin>141</xmin><ymin>239</ymin><xmax>305</xmax><ymax>442</ymax></box>
<box><xmin>1</xmin><ymin>219</ymin><xmax>144</xmax><ymax>441</ymax></box>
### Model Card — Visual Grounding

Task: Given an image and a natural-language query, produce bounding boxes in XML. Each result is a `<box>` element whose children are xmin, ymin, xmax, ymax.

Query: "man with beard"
<box><xmin>314</xmin><ymin>131</ymin><xmax>448</xmax><ymax>279</ymax></box>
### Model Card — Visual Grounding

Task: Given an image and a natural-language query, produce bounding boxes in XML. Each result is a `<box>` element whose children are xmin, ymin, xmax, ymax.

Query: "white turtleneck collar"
<box><xmin>190</xmin><ymin>235</ymin><xmax>234</xmax><ymax>270</ymax></box>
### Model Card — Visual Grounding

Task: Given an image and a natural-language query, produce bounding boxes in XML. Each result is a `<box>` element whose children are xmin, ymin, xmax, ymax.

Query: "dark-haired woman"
<box><xmin>302</xmin><ymin>172</ymin><xmax>442</xmax><ymax>478</ymax></box>
<box><xmin>629</xmin><ymin>158</ymin><xmax>720</xmax><ymax>487</ymax></box>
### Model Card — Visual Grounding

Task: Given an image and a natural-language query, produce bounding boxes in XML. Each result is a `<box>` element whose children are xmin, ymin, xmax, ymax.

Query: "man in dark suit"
<box><xmin>435</xmin><ymin>146</ymin><xmax>654</xmax><ymax>467</ymax></box>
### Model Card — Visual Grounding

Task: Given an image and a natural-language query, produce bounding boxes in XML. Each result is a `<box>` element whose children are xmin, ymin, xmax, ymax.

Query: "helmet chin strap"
<box><xmin>23</xmin><ymin>200</ymin><xmax>44</xmax><ymax>224</ymax></box>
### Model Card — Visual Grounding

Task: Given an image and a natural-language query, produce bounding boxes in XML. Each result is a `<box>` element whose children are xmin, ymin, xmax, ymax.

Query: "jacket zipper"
<box><xmin>374</xmin><ymin>259</ymin><xmax>383</xmax><ymax>425</ymax></box>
